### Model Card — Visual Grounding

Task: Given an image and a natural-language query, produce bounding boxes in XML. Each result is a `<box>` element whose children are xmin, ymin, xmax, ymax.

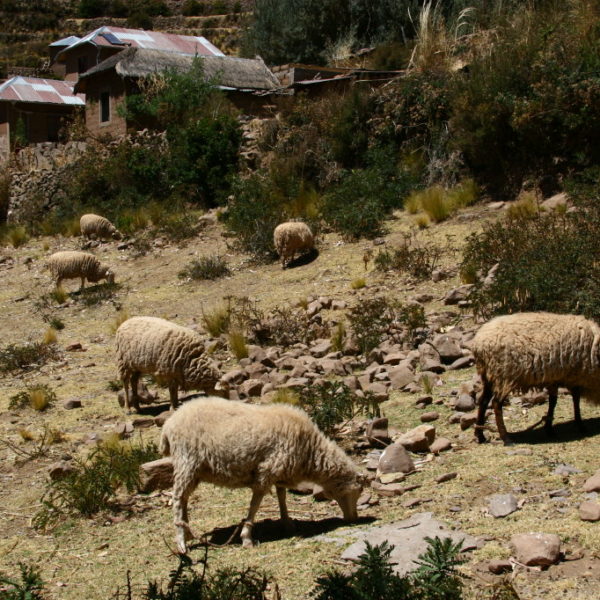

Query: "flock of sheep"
<box><xmin>39</xmin><ymin>211</ymin><xmax>600</xmax><ymax>551</ymax></box>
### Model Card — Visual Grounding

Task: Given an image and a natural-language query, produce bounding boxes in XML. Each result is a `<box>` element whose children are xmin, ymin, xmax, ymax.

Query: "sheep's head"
<box><xmin>189</xmin><ymin>359</ymin><xmax>227</xmax><ymax>397</ymax></box>
<box><xmin>112</xmin><ymin>230</ymin><xmax>123</xmax><ymax>241</ymax></box>
<box><xmin>323</xmin><ymin>473</ymin><xmax>364</xmax><ymax>522</ymax></box>
<box><xmin>104</xmin><ymin>268</ymin><xmax>115</xmax><ymax>284</ymax></box>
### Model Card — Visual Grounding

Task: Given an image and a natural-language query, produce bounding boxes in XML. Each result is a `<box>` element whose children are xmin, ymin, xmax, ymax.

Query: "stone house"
<box><xmin>0</xmin><ymin>77</ymin><xmax>85</xmax><ymax>160</ymax></box>
<box><xmin>73</xmin><ymin>47</ymin><xmax>282</xmax><ymax>137</ymax></box>
<box><xmin>52</xmin><ymin>25</ymin><xmax>225</xmax><ymax>82</ymax></box>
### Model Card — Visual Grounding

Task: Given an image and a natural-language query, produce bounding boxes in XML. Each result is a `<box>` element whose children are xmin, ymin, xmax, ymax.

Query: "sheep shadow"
<box><xmin>133</xmin><ymin>393</ymin><xmax>212</xmax><ymax>416</ymax></box>
<box><xmin>509</xmin><ymin>417</ymin><xmax>600</xmax><ymax>445</ymax></box>
<box><xmin>285</xmin><ymin>247</ymin><xmax>319</xmax><ymax>269</ymax></box>
<box><xmin>199</xmin><ymin>515</ymin><xmax>376</xmax><ymax>547</ymax></box>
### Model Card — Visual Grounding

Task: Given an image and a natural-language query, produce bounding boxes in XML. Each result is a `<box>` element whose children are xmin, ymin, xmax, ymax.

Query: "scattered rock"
<box><xmin>415</xmin><ymin>395</ymin><xmax>433</xmax><ymax>408</ymax></box>
<box><xmin>239</xmin><ymin>378</ymin><xmax>264</xmax><ymax>397</ymax></box>
<box><xmin>582</xmin><ymin>470</ymin><xmax>600</xmax><ymax>493</ymax></box>
<box><xmin>460</xmin><ymin>412</ymin><xmax>478</xmax><ymax>430</ymax></box>
<box><xmin>454</xmin><ymin>394</ymin><xmax>476</xmax><ymax>412</ymax></box>
<box><xmin>579</xmin><ymin>501</ymin><xmax>600</xmax><ymax>522</ymax></box>
<box><xmin>370</xmin><ymin>481</ymin><xmax>407</xmax><ymax>497</ymax></box>
<box><xmin>444</xmin><ymin>285</ymin><xmax>474</xmax><ymax>305</ymax></box>
<box><xmin>430</xmin><ymin>437</ymin><xmax>452</xmax><ymax>454</ymax></box>
<box><xmin>379</xmin><ymin>472</ymin><xmax>405</xmax><ymax>485</ymax></box>
<box><xmin>48</xmin><ymin>461</ymin><xmax>77</xmax><ymax>480</ymax></box>
<box><xmin>377</xmin><ymin>443</ymin><xmax>415</xmax><ymax>474</ymax></box>
<box><xmin>63</xmin><ymin>399</ymin><xmax>82</xmax><ymax>410</ymax></box>
<box><xmin>553</xmin><ymin>464</ymin><xmax>581</xmax><ymax>476</ymax></box>
<box><xmin>510</xmin><ymin>533</ymin><xmax>561</xmax><ymax>567</ymax></box>
<box><xmin>488</xmin><ymin>560</ymin><xmax>512</xmax><ymax>575</ymax></box>
<box><xmin>488</xmin><ymin>494</ymin><xmax>519</xmax><ymax>518</ymax></box>
<box><xmin>139</xmin><ymin>458</ymin><xmax>174</xmax><ymax>493</ymax></box>
<box><xmin>388</xmin><ymin>365</ymin><xmax>415</xmax><ymax>390</ymax></box>
<box><xmin>366</xmin><ymin>417</ymin><xmax>391</xmax><ymax>446</ymax></box>
<box><xmin>420</xmin><ymin>411</ymin><xmax>439</xmax><ymax>423</ymax></box>
<box><xmin>436</xmin><ymin>472</ymin><xmax>457</xmax><ymax>484</ymax></box>
<box><xmin>65</xmin><ymin>342</ymin><xmax>84</xmax><ymax>352</ymax></box>
<box><xmin>448</xmin><ymin>356</ymin><xmax>473</xmax><ymax>370</ymax></box>
<box><xmin>154</xmin><ymin>410</ymin><xmax>173</xmax><ymax>427</ymax></box>
<box><xmin>132</xmin><ymin>417</ymin><xmax>155</xmax><ymax>429</ymax></box>
<box><xmin>396</xmin><ymin>425</ymin><xmax>436</xmax><ymax>453</ymax></box>
<box><xmin>432</xmin><ymin>334</ymin><xmax>463</xmax><ymax>364</ymax></box>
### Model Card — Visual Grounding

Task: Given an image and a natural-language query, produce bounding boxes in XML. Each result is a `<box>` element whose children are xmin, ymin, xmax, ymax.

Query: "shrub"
<box><xmin>49</xmin><ymin>286</ymin><xmax>68</xmax><ymax>304</ymax></box>
<box><xmin>2</xmin><ymin>225</ymin><xmax>29</xmax><ymax>248</ymax></box>
<box><xmin>374</xmin><ymin>234</ymin><xmax>444</xmax><ymax>280</ymax></box>
<box><xmin>330</xmin><ymin>321</ymin><xmax>346</xmax><ymax>352</ymax></box>
<box><xmin>34</xmin><ymin>439</ymin><xmax>160</xmax><ymax>529</ymax></box>
<box><xmin>1</xmin><ymin>425</ymin><xmax>64</xmax><ymax>461</ymax></box>
<box><xmin>299</xmin><ymin>383</ymin><xmax>357</xmax><ymax>436</ymax></box>
<box><xmin>9</xmin><ymin>384</ymin><xmax>57</xmax><ymax>411</ymax></box>
<box><xmin>122</xmin><ymin>553</ymin><xmax>271</xmax><ymax>600</ymax></box>
<box><xmin>347</xmin><ymin>297</ymin><xmax>396</xmax><ymax>355</ymax></box>
<box><xmin>0</xmin><ymin>342</ymin><xmax>61</xmax><ymax>374</ymax></box>
<box><xmin>505</xmin><ymin>191</ymin><xmax>540</xmax><ymax>220</ymax></box>
<box><xmin>48</xmin><ymin>317</ymin><xmax>65</xmax><ymax>331</ymax></box>
<box><xmin>462</xmin><ymin>171</ymin><xmax>600</xmax><ymax>320</ymax></box>
<box><xmin>0</xmin><ymin>562</ymin><xmax>47</xmax><ymax>600</ymax></box>
<box><xmin>182</xmin><ymin>0</ymin><xmax>203</xmax><ymax>15</ymax></box>
<box><xmin>310</xmin><ymin>537</ymin><xmax>464</xmax><ymax>600</ymax></box>
<box><xmin>178</xmin><ymin>255</ymin><xmax>230</xmax><ymax>280</ymax></box>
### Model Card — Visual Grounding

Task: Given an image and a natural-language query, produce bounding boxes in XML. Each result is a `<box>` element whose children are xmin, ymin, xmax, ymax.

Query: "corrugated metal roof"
<box><xmin>0</xmin><ymin>77</ymin><xmax>85</xmax><ymax>106</ymax></box>
<box><xmin>49</xmin><ymin>35</ymin><xmax>81</xmax><ymax>47</ymax></box>
<box><xmin>56</xmin><ymin>26</ymin><xmax>224</xmax><ymax>59</ymax></box>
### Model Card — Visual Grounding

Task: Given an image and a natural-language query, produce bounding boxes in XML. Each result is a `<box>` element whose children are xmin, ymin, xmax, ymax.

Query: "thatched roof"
<box><xmin>75</xmin><ymin>47</ymin><xmax>281</xmax><ymax>93</ymax></box>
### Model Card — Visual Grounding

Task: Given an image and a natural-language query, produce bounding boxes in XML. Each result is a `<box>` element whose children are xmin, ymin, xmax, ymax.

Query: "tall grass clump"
<box><xmin>228</xmin><ymin>329</ymin><xmax>248</xmax><ymax>359</ymax></box>
<box><xmin>202</xmin><ymin>304</ymin><xmax>231</xmax><ymax>337</ymax></box>
<box><xmin>110</xmin><ymin>308</ymin><xmax>131</xmax><ymax>335</ymax></box>
<box><xmin>42</xmin><ymin>327</ymin><xmax>58</xmax><ymax>345</ymax></box>
<box><xmin>9</xmin><ymin>384</ymin><xmax>57</xmax><ymax>411</ymax></box>
<box><xmin>178</xmin><ymin>255</ymin><xmax>230</xmax><ymax>280</ymax></box>
<box><xmin>2</xmin><ymin>225</ymin><xmax>29</xmax><ymax>248</ymax></box>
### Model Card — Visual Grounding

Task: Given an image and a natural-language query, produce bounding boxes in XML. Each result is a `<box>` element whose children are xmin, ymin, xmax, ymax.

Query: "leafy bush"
<box><xmin>9</xmin><ymin>384</ymin><xmax>57</xmax><ymax>411</ymax></box>
<box><xmin>0</xmin><ymin>562</ymin><xmax>47</xmax><ymax>600</ymax></box>
<box><xmin>2</xmin><ymin>225</ymin><xmax>29</xmax><ymax>248</ymax></box>
<box><xmin>34</xmin><ymin>439</ymin><xmax>160</xmax><ymax>529</ymax></box>
<box><xmin>311</xmin><ymin>537</ymin><xmax>464</xmax><ymax>600</ymax></box>
<box><xmin>178</xmin><ymin>255</ymin><xmax>230</xmax><ymax>280</ymax></box>
<box><xmin>374</xmin><ymin>234</ymin><xmax>444</xmax><ymax>280</ymax></box>
<box><xmin>0</xmin><ymin>342</ymin><xmax>61</xmax><ymax>374</ymax></box>
<box><xmin>462</xmin><ymin>169</ymin><xmax>600</xmax><ymax>319</ymax></box>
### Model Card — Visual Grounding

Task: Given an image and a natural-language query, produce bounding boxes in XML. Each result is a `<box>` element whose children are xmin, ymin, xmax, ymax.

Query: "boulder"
<box><xmin>377</xmin><ymin>443</ymin><xmax>415</xmax><ymax>474</ymax></box>
<box><xmin>460</xmin><ymin>412</ymin><xmax>478</xmax><ymax>430</ymax></box>
<box><xmin>310</xmin><ymin>339</ymin><xmax>332</xmax><ymax>358</ymax></box>
<box><xmin>448</xmin><ymin>356</ymin><xmax>473</xmax><ymax>370</ymax></box>
<box><xmin>63</xmin><ymin>398</ymin><xmax>82</xmax><ymax>410</ymax></box>
<box><xmin>420</xmin><ymin>411</ymin><xmax>439</xmax><ymax>423</ymax></box>
<box><xmin>488</xmin><ymin>494</ymin><xmax>519</xmax><ymax>518</ymax></box>
<box><xmin>510</xmin><ymin>533</ymin><xmax>561</xmax><ymax>567</ymax></box>
<box><xmin>582</xmin><ymin>470</ymin><xmax>600</xmax><ymax>493</ymax></box>
<box><xmin>139</xmin><ymin>457</ymin><xmax>174</xmax><ymax>492</ymax></box>
<box><xmin>454</xmin><ymin>394</ymin><xmax>476</xmax><ymax>412</ymax></box>
<box><xmin>388</xmin><ymin>365</ymin><xmax>415</xmax><ymax>390</ymax></box>
<box><xmin>579</xmin><ymin>501</ymin><xmax>600</xmax><ymax>522</ymax></box>
<box><xmin>239</xmin><ymin>378</ymin><xmax>264</xmax><ymax>397</ymax></box>
<box><xmin>366</xmin><ymin>417</ymin><xmax>391</xmax><ymax>446</ymax></box>
<box><xmin>431</xmin><ymin>334</ymin><xmax>463</xmax><ymax>364</ymax></box>
<box><xmin>48</xmin><ymin>461</ymin><xmax>77</xmax><ymax>481</ymax></box>
<box><xmin>488</xmin><ymin>560</ymin><xmax>512</xmax><ymax>575</ymax></box>
<box><xmin>430</xmin><ymin>437</ymin><xmax>452</xmax><ymax>454</ymax></box>
<box><xmin>444</xmin><ymin>285</ymin><xmax>474</xmax><ymax>305</ymax></box>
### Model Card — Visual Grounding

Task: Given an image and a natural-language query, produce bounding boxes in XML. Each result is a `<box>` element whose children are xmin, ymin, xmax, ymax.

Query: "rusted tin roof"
<box><xmin>55</xmin><ymin>26</ymin><xmax>224</xmax><ymax>60</ymax></box>
<box><xmin>0</xmin><ymin>77</ymin><xmax>85</xmax><ymax>105</ymax></box>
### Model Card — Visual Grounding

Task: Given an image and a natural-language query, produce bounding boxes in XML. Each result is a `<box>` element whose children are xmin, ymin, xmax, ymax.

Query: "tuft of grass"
<box><xmin>271</xmin><ymin>388</ymin><xmax>300</xmax><ymax>405</ymax></box>
<box><xmin>202</xmin><ymin>304</ymin><xmax>231</xmax><ymax>337</ymax></box>
<box><xmin>460</xmin><ymin>263</ymin><xmax>478</xmax><ymax>284</ymax></box>
<box><xmin>297</xmin><ymin>297</ymin><xmax>309</xmax><ymax>310</ymax></box>
<box><xmin>405</xmin><ymin>192</ymin><xmax>422</xmax><ymax>214</ymax></box>
<box><xmin>63</xmin><ymin>217</ymin><xmax>81</xmax><ymax>237</ymax></box>
<box><xmin>228</xmin><ymin>329</ymin><xmax>249</xmax><ymax>359</ymax></box>
<box><xmin>48</xmin><ymin>316</ymin><xmax>65</xmax><ymax>331</ymax></box>
<box><xmin>18</xmin><ymin>428</ymin><xmax>34</xmax><ymax>441</ymax></box>
<box><xmin>178</xmin><ymin>255</ymin><xmax>230</xmax><ymax>281</ymax></box>
<box><xmin>417</xmin><ymin>185</ymin><xmax>452</xmax><ymax>223</ymax></box>
<box><xmin>3</xmin><ymin>225</ymin><xmax>29</xmax><ymax>248</ymax></box>
<box><xmin>42</xmin><ymin>327</ymin><xmax>58</xmax><ymax>345</ymax></box>
<box><xmin>415</xmin><ymin>213</ymin><xmax>431</xmax><ymax>229</ymax></box>
<box><xmin>107</xmin><ymin>379</ymin><xmax>122</xmax><ymax>392</ymax></box>
<box><xmin>50</xmin><ymin>286</ymin><xmax>68</xmax><ymax>304</ymax></box>
<box><xmin>351</xmin><ymin>277</ymin><xmax>366</xmax><ymax>290</ymax></box>
<box><xmin>330</xmin><ymin>321</ymin><xmax>346</xmax><ymax>352</ymax></box>
<box><xmin>447</xmin><ymin>178</ymin><xmax>478</xmax><ymax>209</ymax></box>
<box><xmin>421</xmin><ymin>374</ymin><xmax>434</xmax><ymax>395</ymax></box>
<box><xmin>110</xmin><ymin>309</ymin><xmax>130</xmax><ymax>335</ymax></box>
<box><xmin>0</xmin><ymin>342</ymin><xmax>61</xmax><ymax>374</ymax></box>
<box><xmin>9</xmin><ymin>384</ymin><xmax>57</xmax><ymax>411</ymax></box>
<box><xmin>506</xmin><ymin>191</ymin><xmax>540</xmax><ymax>220</ymax></box>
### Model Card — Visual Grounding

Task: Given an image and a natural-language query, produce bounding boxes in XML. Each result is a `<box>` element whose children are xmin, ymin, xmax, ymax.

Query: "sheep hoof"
<box><xmin>501</xmin><ymin>437</ymin><xmax>515</xmax><ymax>446</ymax></box>
<box><xmin>241</xmin><ymin>538</ymin><xmax>256</xmax><ymax>548</ymax></box>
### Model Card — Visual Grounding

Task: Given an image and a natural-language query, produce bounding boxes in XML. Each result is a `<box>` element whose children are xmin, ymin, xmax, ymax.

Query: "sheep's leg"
<box><xmin>571</xmin><ymin>387</ymin><xmax>586</xmax><ymax>432</ymax></box>
<box><xmin>173</xmin><ymin>472</ymin><xmax>198</xmax><ymax>554</ymax></box>
<box><xmin>493</xmin><ymin>397</ymin><xmax>512</xmax><ymax>445</ymax></box>
<box><xmin>544</xmin><ymin>385</ymin><xmax>558</xmax><ymax>436</ymax></box>
<box><xmin>241</xmin><ymin>489</ymin><xmax>265</xmax><ymax>548</ymax></box>
<box><xmin>122</xmin><ymin>372</ymin><xmax>131</xmax><ymax>412</ymax></box>
<box><xmin>79</xmin><ymin>277</ymin><xmax>86</xmax><ymax>290</ymax></box>
<box><xmin>475</xmin><ymin>377</ymin><xmax>493</xmax><ymax>443</ymax></box>
<box><xmin>276</xmin><ymin>486</ymin><xmax>294</xmax><ymax>533</ymax></box>
<box><xmin>130</xmin><ymin>372</ymin><xmax>141</xmax><ymax>412</ymax></box>
<box><xmin>169</xmin><ymin>382</ymin><xmax>179</xmax><ymax>409</ymax></box>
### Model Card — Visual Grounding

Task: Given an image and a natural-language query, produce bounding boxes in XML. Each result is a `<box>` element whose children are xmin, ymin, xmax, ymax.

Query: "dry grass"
<box><xmin>109</xmin><ymin>308</ymin><xmax>131</xmax><ymax>335</ymax></box>
<box><xmin>228</xmin><ymin>329</ymin><xmax>248</xmax><ymax>359</ymax></box>
<box><xmin>351</xmin><ymin>277</ymin><xmax>366</xmax><ymax>289</ymax></box>
<box><xmin>202</xmin><ymin>304</ymin><xmax>231</xmax><ymax>337</ymax></box>
<box><xmin>42</xmin><ymin>327</ymin><xmax>58</xmax><ymax>345</ymax></box>
<box><xmin>1</xmin><ymin>206</ymin><xmax>599</xmax><ymax>600</ymax></box>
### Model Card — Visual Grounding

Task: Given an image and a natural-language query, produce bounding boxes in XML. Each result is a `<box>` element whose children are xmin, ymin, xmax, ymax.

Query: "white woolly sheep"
<box><xmin>115</xmin><ymin>316</ymin><xmax>222</xmax><ymax>412</ymax></box>
<box><xmin>46</xmin><ymin>250</ymin><xmax>115</xmax><ymax>290</ymax></box>
<box><xmin>273</xmin><ymin>221</ymin><xmax>315</xmax><ymax>268</ymax></box>
<box><xmin>160</xmin><ymin>396</ymin><xmax>364</xmax><ymax>553</ymax></box>
<box><xmin>471</xmin><ymin>312</ymin><xmax>600</xmax><ymax>444</ymax></box>
<box><xmin>80</xmin><ymin>214</ymin><xmax>122</xmax><ymax>240</ymax></box>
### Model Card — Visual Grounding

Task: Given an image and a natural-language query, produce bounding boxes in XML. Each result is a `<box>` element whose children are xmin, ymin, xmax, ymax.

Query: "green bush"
<box><xmin>182</xmin><ymin>0</ymin><xmax>204</xmax><ymax>15</ymax></box>
<box><xmin>0</xmin><ymin>562</ymin><xmax>47</xmax><ymax>600</ymax></box>
<box><xmin>178</xmin><ymin>255</ymin><xmax>231</xmax><ymax>280</ymax></box>
<box><xmin>34</xmin><ymin>439</ymin><xmax>160</xmax><ymax>529</ymax></box>
<box><xmin>9</xmin><ymin>384</ymin><xmax>57</xmax><ymax>411</ymax></box>
<box><xmin>374</xmin><ymin>235</ymin><xmax>444</xmax><ymax>280</ymax></box>
<box><xmin>462</xmin><ymin>169</ymin><xmax>600</xmax><ymax>319</ymax></box>
<box><xmin>0</xmin><ymin>342</ymin><xmax>61</xmax><ymax>374</ymax></box>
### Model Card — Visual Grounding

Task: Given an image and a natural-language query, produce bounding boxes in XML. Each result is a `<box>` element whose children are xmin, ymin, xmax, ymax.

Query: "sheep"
<box><xmin>160</xmin><ymin>396</ymin><xmax>365</xmax><ymax>553</ymax></box>
<box><xmin>115</xmin><ymin>316</ymin><xmax>223</xmax><ymax>412</ymax></box>
<box><xmin>273</xmin><ymin>221</ymin><xmax>314</xmax><ymax>268</ymax></box>
<box><xmin>80</xmin><ymin>214</ymin><xmax>122</xmax><ymax>240</ymax></box>
<box><xmin>471</xmin><ymin>312</ymin><xmax>600</xmax><ymax>444</ymax></box>
<box><xmin>46</xmin><ymin>250</ymin><xmax>115</xmax><ymax>290</ymax></box>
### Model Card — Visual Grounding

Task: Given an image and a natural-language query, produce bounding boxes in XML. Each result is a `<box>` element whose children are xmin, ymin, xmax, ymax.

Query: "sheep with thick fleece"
<box><xmin>471</xmin><ymin>312</ymin><xmax>600</xmax><ymax>444</ymax></box>
<box><xmin>273</xmin><ymin>221</ymin><xmax>314</xmax><ymax>268</ymax></box>
<box><xmin>46</xmin><ymin>250</ymin><xmax>115</xmax><ymax>290</ymax></box>
<box><xmin>160</xmin><ymin>396</ymin><xmax>364</xmax><ymax>552</ymax></box>
<box><xmin>115</xmin><ymin>316</ymin><xmax>222</xmax><ymax>412</ymax></box>
<box><xmin>80</xmin><ymin>213</ymin><xmax>122</xmax><ymax>240</ymax></box>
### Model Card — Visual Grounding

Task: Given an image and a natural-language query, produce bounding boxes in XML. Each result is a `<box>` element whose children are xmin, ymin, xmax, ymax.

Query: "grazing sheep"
<box><xmin>80</xmin><ymin>214</ymin><xmax>122</xmax><ymax>240</ymax></box>
<box><xmin>115</xmin><ymin>316</ymin><xmax>222</xmax><ymax>412</ymax></box>
<box><xmin>160</xmin><ymin>396</ymin><xmax>364</xmax><ymax>553</ymax></box>
<box><xmin>273</xmin><ymin>221</ymin><xmax>314</xmax><ymax>268</ymax></box>
<box><xmin>471</xmin><ymin>312</ymin><xmax>600</xmax><ymax>444</ymax></box>
<box><xmin>46</xmin><ymin>250</ymin><xmax>115</xmax><ymax>290</ymax></box>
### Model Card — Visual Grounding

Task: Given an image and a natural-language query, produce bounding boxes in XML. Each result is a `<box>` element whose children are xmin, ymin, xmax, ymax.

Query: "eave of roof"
<box><xmin>0</xmin><ymin>76</ymin><xmax>85</xmax><ymax>106</ymax></box>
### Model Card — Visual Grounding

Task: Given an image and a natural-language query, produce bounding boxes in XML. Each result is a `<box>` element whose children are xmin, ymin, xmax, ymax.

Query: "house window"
<box><xmin>77</xmin><ymin>56</ymin><xmax>88</xmax><ymax>74</ymax></box>
<box><xmin>100</xmin><ymin>91</ymin><xmax>110</xmax><ymax>123</ymax></box>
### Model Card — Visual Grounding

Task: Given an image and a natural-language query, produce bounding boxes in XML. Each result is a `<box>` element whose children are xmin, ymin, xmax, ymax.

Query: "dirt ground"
<box><xmin>1</xmin><ymin>206</ymin><xmax>600</xmax><ymax>599</ymax></box>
